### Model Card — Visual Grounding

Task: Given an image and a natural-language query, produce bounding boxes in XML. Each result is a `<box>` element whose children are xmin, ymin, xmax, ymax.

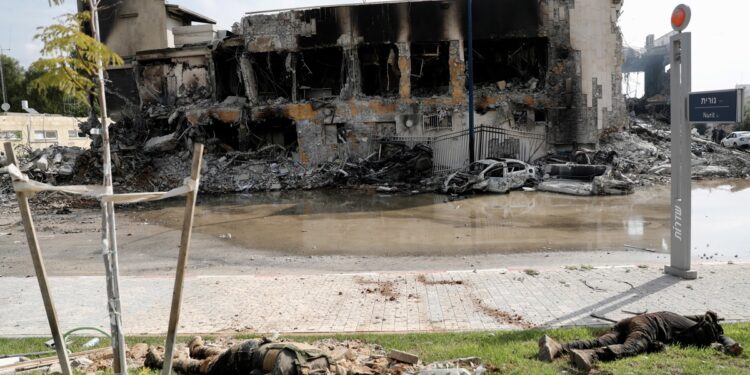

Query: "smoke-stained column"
<box><xmin>340</xmin><ymin>39</ymin><xmax>362</xmax><ymax>99</ymax></box>
<box><xmin>449</xmin><ymin>40</ymin><xmax>467</xmax><ymax>102</ymax></box>
<box><xmin>397</xmin><ymin>43</ymin><xmax>411</xmax><ymax>99</ymax></box>
<box><xmin>239</xmin><ymin>52</ymin><xmax>258</xmax><ymax>105</ymax></box>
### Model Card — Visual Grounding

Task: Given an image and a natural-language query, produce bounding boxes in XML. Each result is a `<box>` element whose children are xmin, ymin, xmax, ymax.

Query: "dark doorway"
<box><xmin>359</xmin><ymin>44</ymin><xmax>400</xmax><ymax>97</ymax></box>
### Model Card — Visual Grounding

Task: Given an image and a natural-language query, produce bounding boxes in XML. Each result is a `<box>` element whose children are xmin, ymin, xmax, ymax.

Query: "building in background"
<box><xmin>737</xmin><ymin>84</ymin><xmax>750</xmax><ymax>110</ymax></box>
<box><xmin>100</xmin><ymin>0</ymin><xmax>627</xmax><ymax>168</ymax></box>
<box><xmin>78</xmin><ymin>0</ymin><xmax>218</xmax><ymax>117</ymax></box>
<box><xmin>0</xmin><ymin>112</ymin><xmax>90</xmax><ymax>149</ymax></box>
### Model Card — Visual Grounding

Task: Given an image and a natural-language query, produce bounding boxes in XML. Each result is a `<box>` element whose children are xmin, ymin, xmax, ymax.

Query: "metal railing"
<box><xmin>422</xmin><ymin>113</ymin><xmax>452</xmax><ymax>132</ymax></box>
<box><xmin>474</xmin><ymin>126</ymin><xmax>546</xmax><ymax>164</ymax></box>
<box><xmin>371</xmin><ymin>125</ymin><xmax>546</xmax><ymax>175</ymax></box>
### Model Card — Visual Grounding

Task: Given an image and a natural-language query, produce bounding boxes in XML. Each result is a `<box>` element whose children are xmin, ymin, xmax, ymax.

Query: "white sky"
<box><xmin>1</xmin><ymin>0</ymin><xmax>748</xmax><ymax>91</ymax></box>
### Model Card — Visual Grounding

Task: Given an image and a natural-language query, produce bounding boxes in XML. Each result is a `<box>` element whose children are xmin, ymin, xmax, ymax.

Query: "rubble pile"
<box><xmin>339</xmin><ymin>142</ymin><xmax>435</xmax><ymax>192</ymax></box>
<box><xmin>3</xmin><ymin>114</ymin><xmax>750</xmax><ymax>200</ymax></box>
<box><xmin>0</xmin><ymin>145</ymin><xmax>85</xmax><ymax>194</ymax></box>
<box><xmin>0</xmin><ymin>124</ymin><xmax>436</xmax><ymax>197</ymax></box>
<box><xmin>596</xmin><ymin>118</ymin><xmax>750</xmax><ymax>187</ymax></box>
<box><xmin>0</xmin><ymin>327</ymin><xmax>487</xmax><ymax>374</ymax></box>
<box><xmin>119</xmin><ymin>338</ymin><xmax>482</xmax><ymax>375</ymax></box>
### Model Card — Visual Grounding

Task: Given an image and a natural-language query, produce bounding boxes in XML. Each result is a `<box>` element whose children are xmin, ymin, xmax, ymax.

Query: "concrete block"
<box><xmin>143</xmin><ymin>132</ymin><xmax>178</xmax><ymax>153</ymax></box>
<box><xmin>388</xmin><ymin>350</ymin><xmax>419</xmax><ymax>365</ymax></box>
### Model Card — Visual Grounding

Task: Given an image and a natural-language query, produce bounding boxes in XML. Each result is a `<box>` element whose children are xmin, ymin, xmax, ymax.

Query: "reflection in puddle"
<box><xmin>134</xmin><ymin>180</ymin><xmax>750</xmax><ymax>259</ymax></box>
<box><xmin>692</xmin><ymin>180</ymin><xmax>750</xmax><ymax>260</ymax></box>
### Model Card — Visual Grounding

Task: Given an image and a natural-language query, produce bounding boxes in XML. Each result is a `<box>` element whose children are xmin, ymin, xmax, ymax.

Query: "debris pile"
<box><xmin>55</xmin><ymin>338</ymin><xmax>484</xmax><ymax>375</ymax></box>
<box><xmin>596</xmin><ymin>118</ymin><xmax>750</xmax><ymax>186</ymax></box>
<box><xmin>0</xmin><ymin>137</ymin><xmax>433</xmax><ymax>198</ymax></box>
<box><xmin>4</xmin><ymin>114</ymin><xmax>750</xmax><ymax>200</ymax></box>
<box><xmin>0</xmin><ymin>145</ymin><xmax>85</xmax><ymax>195</ymax></box>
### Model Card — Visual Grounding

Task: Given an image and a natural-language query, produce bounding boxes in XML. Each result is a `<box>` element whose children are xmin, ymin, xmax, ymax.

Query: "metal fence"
<box><xmin>371</xmin><ymin>125</ymin><xmax>546</xmax><ymax>175</ymax></box>
<box><xmin>474</xmin><ymin>126</ymin><xmax>546</xmax><ymax>164</ymax></box>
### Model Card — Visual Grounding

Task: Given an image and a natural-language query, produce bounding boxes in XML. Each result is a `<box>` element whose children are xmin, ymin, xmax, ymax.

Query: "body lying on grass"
<box><xmin>538</xmin><ymin>311</ymin><xmax>743</xmax><ymax>372</ymax></box>
<box><xmin>145</xmin><ymin>337</ymin><xmax>340</xmax><ymax>375</ymax></box>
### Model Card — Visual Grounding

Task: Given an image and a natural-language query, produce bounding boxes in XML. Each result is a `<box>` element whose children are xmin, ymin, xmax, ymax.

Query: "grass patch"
<box><xmin>2</xmin><ymin>324</ymin><xmax>749</xmax><ymax>374</ymax></box>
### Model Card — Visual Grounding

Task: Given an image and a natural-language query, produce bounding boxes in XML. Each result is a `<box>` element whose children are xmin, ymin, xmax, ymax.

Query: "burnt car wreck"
<box><xmin>443</xmin><ymin>159</ymin><xmax>537</xmax><ymax>194</ymax></box>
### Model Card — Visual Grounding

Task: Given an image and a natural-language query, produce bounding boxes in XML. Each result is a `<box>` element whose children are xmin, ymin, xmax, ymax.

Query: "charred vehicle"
<box><xmin>442</xmin><ymin>159</ymin><xmax>537</xmax><ymax>194</ymax></box>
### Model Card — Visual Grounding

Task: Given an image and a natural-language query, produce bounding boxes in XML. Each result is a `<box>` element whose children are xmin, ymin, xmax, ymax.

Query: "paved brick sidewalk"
<box><xmin>1</xmin><ymin>263</ymin><xmax>748</xmax><ymax>336</ymax></box>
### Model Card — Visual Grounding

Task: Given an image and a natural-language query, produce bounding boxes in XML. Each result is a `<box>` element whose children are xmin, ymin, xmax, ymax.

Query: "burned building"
<box><xmin>623</xmin><ymin>31</ymin><xmax>673</xmax><ymax>118</ymax></box>
<box><xmin>114</xmin><ymin>0</ymin><xmax>626</xmax><ymax>170</ymax></box>
<box><xmin>79</xmin><ymin>0</ymin><xmax>219</xmax><ymax>115</ymax></box>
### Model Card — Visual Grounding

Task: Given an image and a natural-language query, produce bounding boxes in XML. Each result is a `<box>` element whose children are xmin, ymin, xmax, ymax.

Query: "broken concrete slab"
<box><xmin>388</xmin><ymin>350</ymin><xmax>419</xmax><ymax>365</ymax></box>
<box><xmin>47</xmin><ymin>362</ymin><xmax>63</xmax><ymax>375</ymax></box>
<box><xmin>34</xmin><ymin>155</ymin><xmax>49</xmax><ymax>172</ymax></box>
<box><xmin>144</xmin><ymin>132</ymin><xmax>179</xmax><ymax>153</ymax></box>
<box><xmin>58</xmin><ymin>164</ymin><xmax>74</xmax><ymax>176</ymax></box>
<box><xmin>537</xmin><ymin>179</ymin><xmax>593</xmax><ymax>196</ymax></box>
<box><xmin>71</xmin><ymin>357</ymin><xmax>93</xmax><ymax>371</ymax></box>
<box><xmin>593</xmin><ymin>175</ymin><xmax>634</xmax><ymax>195</ymax></box>
<box><xmin>693</xmin><ymin>165</ymin><xmax>731</xmax><ymax>178</ymax></box>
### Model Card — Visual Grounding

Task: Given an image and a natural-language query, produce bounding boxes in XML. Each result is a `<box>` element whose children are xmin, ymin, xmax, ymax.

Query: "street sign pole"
<box><xmin>665</xmin><ymin>31</ymin><xmax>697</xmax><ymax>280</ymax></box>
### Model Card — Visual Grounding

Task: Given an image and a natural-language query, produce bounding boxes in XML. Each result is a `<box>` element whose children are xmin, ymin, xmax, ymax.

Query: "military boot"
<box><xmin>144</xmin><ymin>346</ymin><xmax>164</xmax><ymax>369</ymax></box>
<box><xmin>538</xmin><ymin>335</ymin><xmax>563</xmax><ymax>362</ymax></box>
<box><xmin>188</xmin><ymin>336</ymin><xmax>205</xmax><ymax>355</ymax></box>
<box><xmin>570</xmin><ymin>349</ymin><xmax>596</xmax><ymax>372</ymax></box>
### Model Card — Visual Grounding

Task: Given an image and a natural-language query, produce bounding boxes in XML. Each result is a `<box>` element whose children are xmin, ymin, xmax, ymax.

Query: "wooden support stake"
<box><xmin>162</xmin><ymin>143</ymin><xmax>204</xmax><ymax>375</ymax></box>
<box><xmin>3</xmin><ymin>142</ymin><xmax>72</xmax><ymax>375</ymax></box>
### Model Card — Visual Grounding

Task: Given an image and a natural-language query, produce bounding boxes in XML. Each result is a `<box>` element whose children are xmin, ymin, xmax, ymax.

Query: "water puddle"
<box><xmin>134</xmin><ymin>180</ymin><xmax>750</xmax><ymax>259</ymax></box>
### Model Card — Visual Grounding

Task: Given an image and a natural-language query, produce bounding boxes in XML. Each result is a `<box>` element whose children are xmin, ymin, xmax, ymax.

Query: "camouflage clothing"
<box><xmin>146</xmin><ymin>338</ymin><xmax>335</xmax><ymax>375</ymax></box>
<box><xmin>562</xmin><ymin>311</ymin><xmax>737</xmax><ymax>361</ymax></box>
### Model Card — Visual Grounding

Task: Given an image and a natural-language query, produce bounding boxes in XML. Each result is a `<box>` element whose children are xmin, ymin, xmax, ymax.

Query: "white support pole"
<box><xmin>88</xmin><ymin>0</ymin><xmax>128</xmax><ymax>372</ymax></box>
<box><xmin>665</xmin><ymin>32</ymin><xmax>697</xmax><ymax>280</ymax></box>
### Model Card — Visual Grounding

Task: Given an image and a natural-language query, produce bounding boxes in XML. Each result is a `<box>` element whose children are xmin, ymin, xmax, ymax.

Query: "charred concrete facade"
<box><xmin>130</xmin><ymin>0</ymin><xmax>626</xmax><ymax>167</ymax></box>
<box><xmin>83</xmin><ymin>0</ymin><xmax>218</xmax><ymax>117</ymax></box>
<box><xmin>623</xmin><ymin>32</ymin><xmax>673</xmax><ymax>100</ymax></box>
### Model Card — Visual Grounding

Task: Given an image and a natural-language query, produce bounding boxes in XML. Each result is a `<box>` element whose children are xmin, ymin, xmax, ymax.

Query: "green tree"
<box><xmin>24</xmin><ymin>63</ymin><xmax>88</xmax><ymax>116</ymax></box>
<box><xmin>0</xmin><ymin>54</ymin><xmax>88</xmax><ymax>115</ymax></box>
<box><xmin>0</xmin><ymin>55</ymin><xmax>28</xmax><ymax>112</ymax></box>
<box><xmin>30</xmin><ymin>6</ymin><xmax>122</xmax><ymax>108</ymax></box>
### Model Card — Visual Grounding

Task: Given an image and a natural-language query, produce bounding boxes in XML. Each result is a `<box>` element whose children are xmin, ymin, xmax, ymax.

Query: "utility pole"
<box><xmin>0</xmin><ymin>46</ymin><xmax>10</xmax><ymax>107</ymax></box>
<box><xmin>467</xmin><ymin>0</ymin><xmax>475</xmax><ymax>163</ymax></box>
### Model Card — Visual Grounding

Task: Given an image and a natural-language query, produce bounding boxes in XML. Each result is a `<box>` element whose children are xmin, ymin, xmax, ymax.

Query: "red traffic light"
<box><xmin>671</xmin><ymin>4</ymin><xmax>691</xmax><ymax>32</ymax></box>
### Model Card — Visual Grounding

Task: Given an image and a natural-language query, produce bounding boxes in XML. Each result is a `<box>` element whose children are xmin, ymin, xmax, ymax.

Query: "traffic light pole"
<box><xmin>665</xmin><ymin>31</ymin><xmax>697</xmax><ymax>280</ymax></box>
